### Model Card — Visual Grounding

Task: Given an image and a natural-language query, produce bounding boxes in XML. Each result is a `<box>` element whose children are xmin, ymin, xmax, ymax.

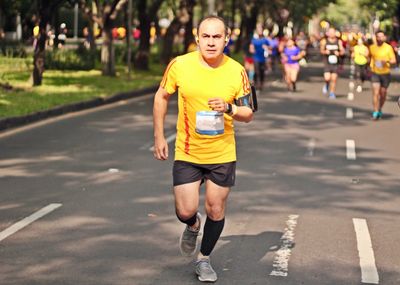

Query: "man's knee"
<box><xmin>176</xmin><ymin>207</ymin><xmax>198</xmax><ymax>221</ymax></box>
<box><xmin>205</xmin><ymin>203</ymin><xmax>225</xmax><ymax>220</ymax></box>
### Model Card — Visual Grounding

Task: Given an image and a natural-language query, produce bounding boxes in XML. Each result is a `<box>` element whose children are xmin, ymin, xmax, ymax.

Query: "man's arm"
<box><xmin>320</xmin><ymin>39</ymin><xmax>327</xmax><ymax>54</ymax></box>
<box><xmin>338</xmin><ymin>40</ymin><xmax>345</xmax><ymax>56</ymax></box>
<box><xmin>153</xmin><ymin>86</ymin><xmax>172</xmax><ymax>160</ymax></box>
<box><xmin>231</xmin><ymin>106</ymin><xmax>253</xmax><ymax>123</ymax></box>
<box><xmin>389</xmin><ymin>47</ymin><xmax>397</xmax><ymax>65</ymax></box>
<box><xmin>208</xmin><ymin>98</ymin><xmax>253</xmax><ymax>123</ymax></box>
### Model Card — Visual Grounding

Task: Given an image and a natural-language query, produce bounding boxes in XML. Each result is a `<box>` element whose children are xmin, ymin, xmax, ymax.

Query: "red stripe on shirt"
<box><xmin>183</xmin><ymin>97</ymin><xmax>190</xmax><ymax>154</ymax></box>
<box><xmin>241</xmin><ymin>70</ymin><xmax>251</xmax><ymax>94</ymax></box>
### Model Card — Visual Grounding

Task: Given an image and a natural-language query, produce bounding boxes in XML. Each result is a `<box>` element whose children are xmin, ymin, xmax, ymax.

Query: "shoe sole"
<box><xmin>196</xmin><ymin>269</ymin><xmax>217</xmax><ymax>283</ymax></box>
<box><xmin>197</xmin><ymin>275</ymin><xmax>217</xmax><ymax>282</ymax></box>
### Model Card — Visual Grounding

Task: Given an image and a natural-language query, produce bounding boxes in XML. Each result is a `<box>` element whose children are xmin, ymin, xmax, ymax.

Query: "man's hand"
<box><xmin>208</xmin><ymin>98</ymin><xmax>226</xmax><ymax>113</ymax></box>
<box><xmin>153</xmin><ymin>136</ymin><xmax>169</xmax><ymax>160</ymax></box>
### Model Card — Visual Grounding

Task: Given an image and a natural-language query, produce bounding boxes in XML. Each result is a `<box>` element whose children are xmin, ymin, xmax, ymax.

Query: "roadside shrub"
<box><xmin>114</xmin><ymin>43</ymin><xmax>136</xmax><ymax>65</ymax></box>
<box><xmin>45</xmin><ymin>45</ymin><xmax>97</xmax><ymax>70</ymax></box>
<box><xmin>0</xmin><ymin>40</ymin><xmax>27</xmax><ymax>58</ymax></box>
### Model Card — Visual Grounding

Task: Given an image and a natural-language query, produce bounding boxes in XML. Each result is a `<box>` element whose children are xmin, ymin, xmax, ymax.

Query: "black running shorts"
<box><xmin>324</xmin><ymin>63</ymin><xmax>339</xmax><ymax>74</ymax></box>
<box><xmin>173</xmin><ymin>160</ymin><xmax>236</xmax><ymax>187</ymax></box>
<box><xmin>371</xmin><ymin>73</ymin><xmax>391</xmax><ymax>89</ymax></box>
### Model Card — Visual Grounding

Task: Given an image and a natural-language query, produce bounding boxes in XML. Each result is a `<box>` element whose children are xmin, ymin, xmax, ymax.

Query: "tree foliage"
<box><xmin>78</xmin><ymin>0</ymin><xmax>129</xmax><ymax>76</ymax></box>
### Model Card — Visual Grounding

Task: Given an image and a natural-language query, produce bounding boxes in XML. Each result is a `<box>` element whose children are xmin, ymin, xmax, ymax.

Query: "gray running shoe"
<box><xmin>195</xmin><ymin>258</ymin><xmax>218</xmax><ymax>282</ymax></box>
<box><xmin>179</xmin><ymin>213</ymin><xmax>201</xmax><ymax>256</ymax></box>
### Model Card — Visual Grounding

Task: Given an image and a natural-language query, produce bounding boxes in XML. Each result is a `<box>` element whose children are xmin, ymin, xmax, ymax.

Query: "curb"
<box><xmin>0</xmin><ymin>85</ymin><xmax>158</xmax><ymax>132</ymax></box>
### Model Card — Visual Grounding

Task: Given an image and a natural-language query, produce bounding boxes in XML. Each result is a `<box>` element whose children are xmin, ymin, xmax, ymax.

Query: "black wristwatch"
<box><xmin>225</xmin><ymin>103</ymin><xmax>232</xmax><ymax>114</ymax></box>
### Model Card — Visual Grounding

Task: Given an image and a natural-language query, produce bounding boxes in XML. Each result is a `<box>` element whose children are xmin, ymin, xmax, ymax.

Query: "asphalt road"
<box><xmin>0</xmin><ymin>63</ymin><xmax>399</xmax><ymax>285</ymax></box>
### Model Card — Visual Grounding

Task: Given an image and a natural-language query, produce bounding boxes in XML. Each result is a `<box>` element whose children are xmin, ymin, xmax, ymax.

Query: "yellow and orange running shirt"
<box><xmin>160</xmin><ymin>51</ymin><xmax>251</xmax><ymax>164</ymax></box>
<box><xmin>353</xmin><ymin>45</ymin><xmax>369</xmax><ymax>65</ymax></box>
<box><xmin>369</xmin><ymin>42</ymin><xmax>396</xmax><ymax>74</ymax></box>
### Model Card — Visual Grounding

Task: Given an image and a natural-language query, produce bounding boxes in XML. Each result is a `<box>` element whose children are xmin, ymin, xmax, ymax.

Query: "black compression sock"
<box><xmin>176</xmin><ymin>212</ymin><xmax>198</xmax><ymax>227</ymax></box>
<box><xmin>200</xmin><ymin>217</ymin><xmax>225</xmax><ymax>256</ymax></box>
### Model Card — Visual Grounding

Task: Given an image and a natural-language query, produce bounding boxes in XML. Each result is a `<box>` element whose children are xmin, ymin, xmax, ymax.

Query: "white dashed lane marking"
<box><xmin>270</xmin><ymin>214</ymin><xmax>299</xmax><ymax>277</ymax></box>
<box><xmin>305</xmin><ymin>138</ymin><xmax>316</xmax><ymax>157</ymax></box>
<box><xmin>353</xmin><ymin>218</ymin><xmax>379</xmax><ymax>284</ymax></box>
<box><xmin>346</xmin><ymin>139</ymin><xmax>357</xmax><ymax>160</ymax></box>
<box><xmin>346</xmin><ymin>107</ymin><xmax>354</xmax><ymax>119</ymax></box>
<box><xmin>0</xmin><ymin>203</ymin><xmax>62</xmax><ymax>242</ymax></box>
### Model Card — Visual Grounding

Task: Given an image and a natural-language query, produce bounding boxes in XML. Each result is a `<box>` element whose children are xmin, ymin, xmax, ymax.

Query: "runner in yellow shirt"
<box><xmin>153</xmin><ymin>15</ymin><xmax>254</xmax><ymax>282</ymax></box>
<box><xmin>369</xmin><ymin>30</ymin><xmax>397</xmax><ymax>120</ymax></box>
<box><xmin>351</xmin><ymin>37</ymin><xmax>369</xmax><ymax>92</ymax></box>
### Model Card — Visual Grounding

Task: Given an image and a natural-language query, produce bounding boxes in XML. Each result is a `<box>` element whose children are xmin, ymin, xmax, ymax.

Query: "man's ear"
<box><xmin>195</xmin><ymin>36</ymin><xmax>199</xmax><ymax>44</ymax></box>
<box><xmin>225</xmin><ymin>36</ymin><xmax>229</xmax><ymax>46</ymax></box>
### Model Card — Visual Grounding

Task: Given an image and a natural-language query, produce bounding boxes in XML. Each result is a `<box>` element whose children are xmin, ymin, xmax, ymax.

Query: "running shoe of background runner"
<box><xmin>372</xmin><ymin>111</ymin><xmax>380</xmax><ymax>120</ymax></box>
<box><xmin>322</xmin><ymin>83</ymin><xmax>328</xmax><ymax>94</ymax></box>
<box><xmin>328</xmin><ymin>92</ymin><xmax>336</xmax><ymax>99</ymax></box>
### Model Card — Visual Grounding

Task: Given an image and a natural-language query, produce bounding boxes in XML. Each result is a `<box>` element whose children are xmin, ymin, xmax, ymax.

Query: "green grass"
<box><xmin>0</xmin><ymin>56</ymin><xmax>163</xmax><ymax>118</ymax></box>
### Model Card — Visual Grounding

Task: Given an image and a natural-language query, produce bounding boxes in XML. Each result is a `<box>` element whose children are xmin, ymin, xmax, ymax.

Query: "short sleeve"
<box><xmin>160</xmin><ymin>58</ymin><xmax>178</xmax><ymax>94</ymax></box>
<box><xmin>236</xmin><ymin>67</ymin><xmax>252</xmax><ymax>99</ymax></box>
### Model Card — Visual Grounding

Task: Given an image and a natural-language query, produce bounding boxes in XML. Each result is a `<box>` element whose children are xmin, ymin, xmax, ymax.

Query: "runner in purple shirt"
<box><xmin>281</xmin><ymin>38</ymin><xmax>305</xmax><ymax>92</ymax></box>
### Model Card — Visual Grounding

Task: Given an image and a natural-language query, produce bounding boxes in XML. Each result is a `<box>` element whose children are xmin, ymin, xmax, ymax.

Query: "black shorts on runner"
<box><xmin>173</xmin><ymin>160</ymin><xmax>236</xmax><ymax>187</ymax></box>
<box><xmin>324</xmin><ymin>63</ymin><xmax>339</xmax><ymax>74</ymax></box>
<box><xmin>371</xmin><ymin>73</ymin><xmax>391</xmax><ymax>89</ymax></box>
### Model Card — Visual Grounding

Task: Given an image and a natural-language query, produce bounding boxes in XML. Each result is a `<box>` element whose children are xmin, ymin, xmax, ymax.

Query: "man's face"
<box><xmin>197</xmin><ymin>19</ymin><xmax>226</xmax><ymax>62</ymax></box>
<box><xmin>376</xmin><ymin>32</ymin><xmax>385</xmax><ymax>45</ymax></box>
<box><xmin>327</xmin><ymin>28</ymin><xmax>336</xmax><ymax>38</ymax></box>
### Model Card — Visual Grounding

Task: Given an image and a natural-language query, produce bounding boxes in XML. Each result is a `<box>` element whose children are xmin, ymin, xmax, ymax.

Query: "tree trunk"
<box><xmin>230</xmin><ymin>0</ymin><xmax>236</xmax><ymax>27</ymax></box>
<box><xmin>88</xmin><ymin>23</ymin><xmax>96</xmax><ymax>52</ymax></box>
<box><xmin>134</xmin><ymin>14</ymin><xmax>151</xmax><ymax>70</ymax></box>
<box><xmin>126</xmin><ymin>0</ymin><xmax>133</xmax><ymax>74</ymax></box>
<box><xmin>183</xmin><ymin>0</ymin><xmax>196</xmax><ymax>52</ymax></box>
<box><xmin>101</xmin><ymin>26</ymin><xmax>115</xmax><ymax>76</ymax></box>
<box><xmin>161</xmin><ymin>17</ymin><xmax>180</xmax><ymax>64</ymax></box>
<box><xmin>32</xmin><ymin>0</ymin><xmax>65</xmax><ymax>86</ymax></box>
<box><xmin>33</xmin><ymin>1</ymin><xmax>51</xmax><ymax>86</ymax></box>
<box><xmin>235</xmin><ymin>3</ymin><xmax>257</xmax><ymax>53</ymax></box>
<box><xmin>134</xmin><ymin>0</ymin><xmax>164</xmax><ymax>70</ymax></box>
<box><xmin>53</xmin><ymin>7</ymin><xmax>60</xmax><ymax>49</ymax></box>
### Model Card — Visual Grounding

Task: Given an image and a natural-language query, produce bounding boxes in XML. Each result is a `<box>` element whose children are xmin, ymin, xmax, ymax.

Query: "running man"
<box><xmin>320</xmin><ymin>27</ymin><xmax>345</xmax><ymax>99</ymax></box>
<box><xmin>369</xmin><ymin>30</ymin><xmax>397</xmax><ymax>120</ymax></box>
<box><xmin>281</xmin><ymin>37</ymin><xmax>305</xmax><ymax>92</ymax></box>
<box><xmin>351</xmin><ymin>37</ymin><xmax>369</xmax><ymax>93</ymax></box>
<box><xmin>153</xmin><ymin>15</ymin><xmax>254</xmax><ymax>282</ymax></box>
<box><xmin>250</xmin><ymin>24</ymin><xmax>269</xmax><ymax>91</ymax></box>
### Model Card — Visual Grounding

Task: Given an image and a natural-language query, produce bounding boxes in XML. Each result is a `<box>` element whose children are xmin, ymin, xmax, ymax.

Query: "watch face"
<box><xmin>225</xmin><ymin>103</ymin><xmax>232</xmax><ymax>114</ymax></box>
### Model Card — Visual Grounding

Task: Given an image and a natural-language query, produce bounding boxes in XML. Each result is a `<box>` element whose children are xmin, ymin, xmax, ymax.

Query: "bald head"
<box><xmin>197</xmin><ymin>15</ymin><xmax>228</xmax><ymax>37</ymax></box>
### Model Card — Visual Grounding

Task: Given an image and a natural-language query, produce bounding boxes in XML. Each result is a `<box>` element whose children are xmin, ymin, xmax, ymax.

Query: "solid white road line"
<box><xmin>306</xmin><ymin>138</ymin><xmax>316</xmax><ymax>157</ymax></box>
<box><xmin>270</xmin><ymin>214</ymin><xmax>299</xmax><ymax>277</ymax></box>
<box><xmin>346</xmin><ymin>108</ymin><xmax>354</xmax><ymax>119</ymax></box>
<box><xmin>149</xmin><ymin>133</ymin><xmax>176</xmax><ymax>152</ymax></box>
<box><xmin>348</xmin><ymin>92</ymin><xmax>354</xmax><ymax>101</ymax></box>
<box><xmin>0</xmin><ymin>203</ymin><xmax>62</xmax><ymax>242</ymax></box>
<box><xmin>353</xmin><ymin>218</ymin><xmax>379</xmax><ymax>284</ymax></box>
<box><xmin>346</xmin><ymin>139</ymin><xmax>356</xmax><ymax>160</ymax></box>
